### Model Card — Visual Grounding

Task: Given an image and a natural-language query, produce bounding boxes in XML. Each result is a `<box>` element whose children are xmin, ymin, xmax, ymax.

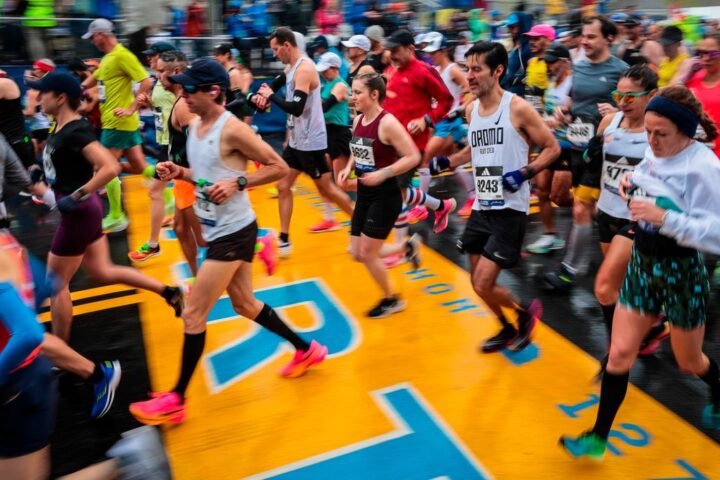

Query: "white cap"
<box><xmin>422</xmin><ymin>32</ymin><xmax>446</xmax><ymax>53</ymax></box>
<box><xmin>365</xmin><ymin>25</ymin><xmax>384</xmax><ymax>42</ymax></box>
<box><xmin>414</xmin><ymin>33</ymin><xmax>427</xmax><ymax>45</ymax></box>
<box><xmin>82</xmin><ymin>18</ymin><xmax>114</xmax><ymax>39</ymax></box>
<box><xmin>315</xmin><ymin>52</ymin><xmax>342</xmax><ymax>72</ymax></box>
<box><xmin>341</xmin><ymin>35</ymin><xmax>371</xmax><ymax>52</ymax></box>
<box><xmin>293</xmin><ymin>31</ymin><xmax>307</xmax><ymax>54</ymax></box>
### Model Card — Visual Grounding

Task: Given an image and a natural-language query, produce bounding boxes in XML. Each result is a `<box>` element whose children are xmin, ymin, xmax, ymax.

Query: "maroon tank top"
<box><xmin>350</xmin><ymin>110</ymin><xmax>397</xmax><ymax>176</ymax></box>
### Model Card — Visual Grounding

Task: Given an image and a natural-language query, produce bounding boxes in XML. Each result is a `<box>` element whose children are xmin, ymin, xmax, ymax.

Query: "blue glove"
<box><xmin>56</xmin><ymin>194</ymin><xmax>81</xmax><ymax>214</ymax></box>
<box><xmin>429</xmin><ymin>156</ymin><xmax>451</xmax><ymax>176</ymax></box>
<box><xmin>502</xmin><ymin>169</ymin><xmax>528</xmax><ymax>193</ymax></box>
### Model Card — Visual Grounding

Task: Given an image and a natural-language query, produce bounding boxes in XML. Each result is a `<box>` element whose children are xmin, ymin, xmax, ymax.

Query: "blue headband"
<box><xmin>645</xmin><ymin>96</ymin><xmax>699</xmax><ymax>139</ymax></box>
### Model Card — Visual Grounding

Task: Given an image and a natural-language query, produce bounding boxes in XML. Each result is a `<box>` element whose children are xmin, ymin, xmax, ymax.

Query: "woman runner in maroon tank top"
<box><xmin>338</xmin><ymin>73</ymin><xmax>422</xmax><ymax>319</ymax></box>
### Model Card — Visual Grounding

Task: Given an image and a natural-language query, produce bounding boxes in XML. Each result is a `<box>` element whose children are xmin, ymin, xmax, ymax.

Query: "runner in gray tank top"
<box><xmin>431</xmin><ymin>41</ymin><xmax>560</xmax><ymax>354</ymax></box>
<box><xmin>131</xmin><ymin>58</ymin><xmax>328</xmax><ymax>427</ymax></box>
<box><xmin>252</xmin><ymin>27</ymin><xmax>353</xmax><ymax>257</ymax></box>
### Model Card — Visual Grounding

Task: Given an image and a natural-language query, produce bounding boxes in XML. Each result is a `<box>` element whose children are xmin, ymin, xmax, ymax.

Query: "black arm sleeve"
<box><xmin>322</xmin><ymin>94</ymin><xmax>339</xmax><ymax>112</ymax></box>
<box><xmin>268</xmin><ymin>73</ymin><xmax>287</xmax><ymax>92</ymax></box>
<box><xmin>269</xmin><ymin>90</ymin><xmax>307</xmax><ymax>117</ymax></box>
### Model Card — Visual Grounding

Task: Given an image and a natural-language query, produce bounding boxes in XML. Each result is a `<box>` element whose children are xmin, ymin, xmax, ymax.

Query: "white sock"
<box><xmin>322</xmin><ymin>202</ymin><xmax>334</xmax><ymax>222</ymax></box>
<box><xmin>41</xmin><ymin>189</ymin><xmax>56</xmax><ymax>208</ymax></box>
<box><xmin>419</xmin><ymin>168</ymin><xmax>431</xmax><ymax>193</ymax></box>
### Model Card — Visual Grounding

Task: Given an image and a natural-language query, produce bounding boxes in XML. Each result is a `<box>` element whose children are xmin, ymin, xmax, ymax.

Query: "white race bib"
<box><xmin>98</xmin><ymin>82</ymin><xmax>106</xmax><ymax>103</ymax></box>
<box><xmin>42</xmin><ymin>146</ymin><xmax>56</xmax><ymax>185</ymax></box>
<box><xmin>567</xmin><ymin>118</ymin><xmax>594</xmax><ymax>147</ymax></box>
<box><xmin>287</xmin><ymin>115</ymin><xmax>295</xmax><ymax>129</ymax></box>
<box><xmin>475</xmin><ymin>166</ymin><xmax>504</xmax><ymax>207</ymax></box>
<box><xmin>602</xmin><ymin>158</ymin><xmax>635</xmax><ymax>195</ymax></box>
<box><xmin>194</xmin><ymin>187</ymin><xmax>217</xmax><ymax>227</ymax></box>
<box><xmin>350</xmin><ymin>137</ymin><xmax>376</xmax><ymax>173</ymax></box>
<box><xmin>153</xmin><ymin>108</ymin><xmax>164</xmax><ymax>133</ymax></box>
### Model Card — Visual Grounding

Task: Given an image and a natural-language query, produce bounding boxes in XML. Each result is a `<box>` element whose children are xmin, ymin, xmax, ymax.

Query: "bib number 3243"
<box><xmin>475</xmin><ymin>166</ymin><xmax>504</xmax><ymax>207</ymax></box>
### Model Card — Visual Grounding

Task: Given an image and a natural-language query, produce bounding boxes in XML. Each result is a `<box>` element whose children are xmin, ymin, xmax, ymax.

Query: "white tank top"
<box><xmin>286</xmin><ymin>57</ymin><xmax>327</xmax><ymax>151</ymax></box>
<box><xmin>439</xmin><ymin>62</ymin><xmax>463</xmax><ymax>115</ymax></box>
<box><xmin>187</xmin><ymin>111</ymin><xmax>255</xmax><ymax>241</ymax></box>
<box><xmin>469</xmin><ymin>91</ymin><xmax>530</xmax><ymax>213</ymax></box>
<box><xmin>597</xmin><ymin>112</ymin><xmax>648</xmax><ymax>220</ymax></box>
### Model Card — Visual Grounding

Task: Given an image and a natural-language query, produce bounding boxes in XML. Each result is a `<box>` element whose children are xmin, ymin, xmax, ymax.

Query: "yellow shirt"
<box><xmin>526</xmin><ymin>57</ymin><xmax>548</xmax><ymax>90</ymax></box>
<box><xmin>658</xmin><ymin>53</ymin><xmax>688</xmax><ymax>88</ymax></box>
<box><xmin>151</xmin><ymin>82</ymin><xmax>176</xmax><ymax>146</ymax></box>
<box><xmin>94</xmin><ymin>44</ymin><xmax>149</xmax><ymax>131</ymax></box>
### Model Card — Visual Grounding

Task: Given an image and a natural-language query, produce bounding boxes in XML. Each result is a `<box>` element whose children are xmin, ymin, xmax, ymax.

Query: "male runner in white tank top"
<box><xmin>252</xmin><ymin>27</ymin><xmax>353</xmax><ymax>256</ymax></box>
<box><xmin>130</xmin><ymin>58</ymin><xmax>327</xmax><ymax>426</ymax></box>
<box><xmin>431</xmin><ymin>41</ymin><xmax>560</xmax><ymax>353</ymax></box>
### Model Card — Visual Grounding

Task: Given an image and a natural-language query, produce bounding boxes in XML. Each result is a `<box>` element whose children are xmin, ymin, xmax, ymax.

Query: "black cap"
<box><xmin>542</xmin><ymin>42</ymin><xmax>571</xmax><ymax>63</ymax></box>
<box><xmin>623</xmin><ymin>14</ymin><xmax>642</xmax><ymax>27</ymax></box>
<box><xmin>311</xmin><ymin>35</ymin><xmax>329</xmax><ymax>50</ymax></box>
<box><xmin>142</xmin><ymin>41</ymin><xmax>177</xmax><ymax>56</ymax></box>
<box><xmin>169</xmin><ymin>57</ymin><xmax>229</xmax><ymax>88</ymax></box>
<box><xmin>67</xmin><ymin>57</ymin><xmax>89</xmax><ymax>72</ymax></box>
<box><xmin>385</xmin><ymin>29</ymin><xmax>414</xmax><ymax>48</ymax></box>
<box><xmin>213</xmin><ymin>42</ymin><xmax>233</xmax><ymax>55</ymax></box>
<box><xmin>26</xmin><ymin>71</ymin><xmax>82</xmax><ymax>98</ymax></box>
<box><xmin>542</xmin><ymin>42</ymin><xmax>570</xmax><ymax>63</ymax></box>
<box><xmin>659</xmin><ymin>25</ymin><xmax>683</xmax><ymax>46</ymax></box>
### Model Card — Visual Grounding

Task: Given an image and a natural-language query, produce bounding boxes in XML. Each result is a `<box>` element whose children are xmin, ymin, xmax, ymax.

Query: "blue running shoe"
<box><xmin>91</xmin><ymin>360</ymin><xmax>121</xmax><ymax>419</ymax></box>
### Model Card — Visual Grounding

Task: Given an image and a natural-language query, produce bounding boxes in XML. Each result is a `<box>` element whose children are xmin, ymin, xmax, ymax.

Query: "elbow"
<box><xmin>111</xmin><ymin>162</ymin><xmax>122</xmax><ymax>177</ymax></box>
<box><xmin>411</xmin><ymin>151</ymin><xmax>422</xmax><ymax>168</ymax></box>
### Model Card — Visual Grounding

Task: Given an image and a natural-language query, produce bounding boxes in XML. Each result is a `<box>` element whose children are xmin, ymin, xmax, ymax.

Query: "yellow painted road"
<box><xmin>121</xmin><ymin>175</ymin><xmax>720</xmax><ymax>480</ymax></box>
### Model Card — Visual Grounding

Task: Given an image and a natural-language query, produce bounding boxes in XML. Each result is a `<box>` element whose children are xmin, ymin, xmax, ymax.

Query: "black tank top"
<box><xmin>0</xmin><ymin>97</ymin><xmax>28</xmax><ymax>142</ymax></box>
<box><xmin>622</xmin><ymin>41</ymin><xmax>648</xmax><ymax>66</ymax></box>
<box><xmin>168</xmin><ymin>99</ymin><xmax>189</xmax><ymax>168</ymax></box>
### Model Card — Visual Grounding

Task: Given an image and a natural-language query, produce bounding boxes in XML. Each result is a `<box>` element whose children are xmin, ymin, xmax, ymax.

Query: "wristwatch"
<box><xmin>236</xmin><ymin>176</ymin><xmax>248</xmax><ymax>191</ymax></box>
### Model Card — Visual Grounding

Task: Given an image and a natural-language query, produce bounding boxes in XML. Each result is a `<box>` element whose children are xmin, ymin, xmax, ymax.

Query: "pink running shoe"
<box><xmin>383</xmin><ymin>252</ymin><xmax>406</xmax><ymax>269</ymax></box>
<box><xmin>280</xmin><ymin>340</ymin><xmax>328</xmax><ymax>378</ymax></box>
<box><xmin>407</xmin><ymin>206</ymin><xmax>429</xmax><ymax>225</ymax></box>
<box><xmin>256</xmin><ymin>233</ymin><xmax>278</xmax><ymax>276</ymax></box>
<box><xmin>309</xmin><ymin>219</ymin><xmax>341</xmax><ymax>233</ymax></box>
<box><xmin>433</xmin><ymin>198</ymin><xmax>457</xmax><ymax>234</ymax></box>
<box><xmin>130</xmin><ymin>392</ymin><xmax>186</xmax><ymax>426</ymax></box>
<box><xmin>638</xmin><ymin>328</ymin><xmax>670</xmax><ymax>356</ymax></box>
<box><xmin>458</xmin><ymin>197</ymin><xmax>474</xmax><ymax>217</ymax></box>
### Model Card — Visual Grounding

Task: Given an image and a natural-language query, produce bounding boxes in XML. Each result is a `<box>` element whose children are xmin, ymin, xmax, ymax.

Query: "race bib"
<box><xmin>567</xmin><ymin>118</ymin><xmax>594</xmax><ymax>147</ymax></box>
<box><xmin>153</xmin><ymin>108</ymin><xmax>164</xmax><ymax>133</ymax></box>
<box><xmin>98</xmin><ymin>82</ymin><xmax>106</xmax><ymax>103</ymax></box>
<box><xmin>194</xmin><ymin>187</ymin><xmax>217</xmax><ymax>227</ymax></box>
<box><xmin>602</xmin><ymin>158</ymin><xmax>635</xmax><ymax>195</ymax></box>
<box><xmin>42</xmin><ymin>146</ymin><xmax>56</xmax><ymax>184</ymax></box>
<box><xmin>287</xmin><ymin>115</ymin><xmax>295</xmax><ymax>130</ymax></box>
<box><xmin>350</xmin><ymin>137</ymin><xmax>376</xmax><ymax>173</ymax></box>
<box><xmin>475</xmin><ymin>166</ymin><xmax>504</xmax><ymax>207</ymax></box>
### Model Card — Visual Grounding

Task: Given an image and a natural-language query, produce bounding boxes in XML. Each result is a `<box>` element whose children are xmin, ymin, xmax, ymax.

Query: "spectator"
<box><xmin>166</xmin><ymin>2</ymin><xmax>186</xmax><ymax>37</ymax></box>
<box><xmin>22</xmin><ymin>0</ymin><xmax>56</xmax><ymax>60</ymax></box>
<box><xmin>502</xmin><ymin>11</ymin><xmax>534</xmax><ymax>96</ymax></box>
<box><xmin>468</xmin><ymin>8</ymin><xmax>490</xmax><ymax>41</ymax></box>
<box><xmin>657</xmin><ymin>26</ymin><xmax>689</xmax><ymax>87</ymax></box>
<box><xmin>347</xmin><ymin>0</ymin><xmax>368</xmax><ymax>34</ymax></box>
<box><xmin>277</xmin><ymin>0</ymin><xmax>302</xmax><ymax>35</ymax></box>
<box><xmin>315</xmin><ymin>0</ymin><xmax>343</xmax><ymax>35</ymax></box>
<box><xmin>311</xmin><ymin>35</ymin><xmax>349</xmax><ymax>80</ymax></box>
<box><xmin>185</xmin><ymin>0</ymin><xmax>206</xmax><ymax>37</ymax></box>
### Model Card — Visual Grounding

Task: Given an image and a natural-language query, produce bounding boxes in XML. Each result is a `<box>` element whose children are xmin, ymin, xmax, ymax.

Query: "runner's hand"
<box><xmin>113</xmin><ymin>107</ymin><xmax>135</xmax><ymax>117</ymax></box>
<box><xmin>502</xmin><ymin>169</ymin><xmax>528</xmax><ymax>193</ymax></box>
<box><xmin>597</xmin><ymin>103</ymin><xmax>618</xmax><ymax>117</ymax></box>
<box><xmin>208</xmin><ymin>179</ymin><xmax>238</xmax><ymax>204</ymax></box>
<box><xmin>619</xmin><ymin>172</ymin><xmax>633</xmax><ymax>201</ymax></box>
<box><xmin>156</xmin><ymin>162</ymin><xmax>180</xmax><ymax>181</ymax></box>
<box><xmin>136</xmin><ymin>93</ymin><xmax>152</xmax><ymax>108</ymax></box>
<box><xmin>407</xmin><ymin>117</ymin><xmax>427</xmax><ymax>136</ymax></box>
<box><xmin>252</xmin><ymin>94</ymin><xmax>269</xmax><ymax>110</ymax></box>
<box><xmin>257</xmin><ymin>84</ymin><xmax>273</xmax><ymax>99</ymax></box>
<box><xmin>629</xmin><ymin>200</ymin><xmax>665</xmax><ymax>227</ymax></box>
<box><xmin>359</xmin><ymin>168</ymin><xmax>391</xmax><ymax>187</ymax></box>
<box><xmin>429</xmin><ymin>156</ymin><xmax>451</xmax><ymax>175</ymax></box>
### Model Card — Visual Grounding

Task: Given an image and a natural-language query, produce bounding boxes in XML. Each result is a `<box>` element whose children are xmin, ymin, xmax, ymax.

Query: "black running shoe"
<box><xmin>542</xmin><ymin>264</ymin><xmax>576</xmax><ymax>291</ymax></box>
<box><xmin>367</xmin><ymin>296</ymin><xmax>406</xmax><ymax>319</ymax></box>
<box><xmin>163</xmin><ymin>287</ymin><xmax>184</xmax><ymax>317</ymax></box>
<box><xmin>480</xmin><ymin>325</ymin><xmax>517</xmax><ymax>353</ymax></box>
<box><xmin>509</xmin><ymin>299</ymin><xmax>543</xmax><ymax>351</ymax></box>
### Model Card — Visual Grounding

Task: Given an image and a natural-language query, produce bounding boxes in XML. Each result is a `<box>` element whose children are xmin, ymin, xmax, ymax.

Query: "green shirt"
<box><xmin>94</xmin><ymin>44</ymin><xmax>149</xmax><ymax>131</ymax></box>
<box><xmin>151</xmin><ymin>82</ymin><xmax>176</xmax><ymax>146</ymax></box>
<box><xmin>321</xmin><ymin>76</ymin><xmax>349</xmax><ymax>127</ymax></box>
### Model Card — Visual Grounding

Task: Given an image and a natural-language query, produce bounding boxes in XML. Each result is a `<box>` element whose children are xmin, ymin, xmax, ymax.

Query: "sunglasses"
<box><xmin>696</xmin><ymin>50</ymin><xmax>720</xmax><ymax>59</ymax></box>
<box><xmin>612</xmin><ymin>90</ymin><xmax>651</xmax><ymax>104</ymax></box>
<box><xmin>182</xmin><ymin>83</ymin><xmax>218</xmax><ymax>94</ymax></box>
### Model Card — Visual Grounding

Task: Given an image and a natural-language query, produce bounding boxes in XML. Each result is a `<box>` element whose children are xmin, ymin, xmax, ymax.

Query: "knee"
<box><xmin>573</xmin><ymin>201</ymin><xmax>592</xmax><ymax>223</ymax></box>
<box><xmin>232</xmin><ymin>298</ymin><xmax>261</xmax><ymax>318</ymax></box>
<box><xmin>535</xmin><ymin>185</ymin><xmax>550</xmax><ymax>202</ymax></box>
<box><xmin>607</xmin><ymin>344</ymin><xmax>636</xmax><ymax>372</ymax></box>
<box><xmin>148</xmin><ymin>187</ymin><xmax>163</xmax><ymax>201</ymax></box>
<box><xmin>174</xmin><ymin>221</ymin><xmax>187</xmax><ymax>237</ymax></box>
<box><xmin>88</xmin><ymin>269</ymin><xmax>112</xmax><ymax>284</ymax></box>
<box><xmin>352</xmin><ymin>246</ymin><xmax>371</xmax><ymax>263</ymax></box>
<box><xmin>472</xmin><ymin>278</ymin><xmax>493</xmax><ymax>298</ymax></box>
<box><xmin>181</xmin><ymin>306</ymin><xmax>206</xmax><ymax>333</ymax></box>
<box><xmin>594</xmin><ymin>277</ymin><xmax>617</xmax><ymax>306</ymax></box>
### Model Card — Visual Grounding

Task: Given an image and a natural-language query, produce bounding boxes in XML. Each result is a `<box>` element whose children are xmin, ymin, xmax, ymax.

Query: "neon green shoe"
<box><xmin>102</xmin><ymin>214</ymin><xmax>129</xmax><ymax>233</ymax></box>
<box><xmin>559</xmin><ymin>432</ymin><xmax>607</xmax><ymax>460</ymax></box>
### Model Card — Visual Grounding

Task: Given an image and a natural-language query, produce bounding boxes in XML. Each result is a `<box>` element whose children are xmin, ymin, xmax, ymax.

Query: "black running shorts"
<box><xmin>597</xmin><ymin>210</ymin><xmax>636</xmax><ymax>244</ymax></box>
<box><xmin>326</xmin><ymin>124</ymin><xmax>351</xmax><ymax>160</ymax></box>
<box><xmin>351</xmin><ymin>190</ymin><xmax>403</xmax><ymax>240</ymax></box>
<box><xmin>458</xmin><ymin>209</ymin><xmax>527</xmax><ymax>268</ymax></box>
<box><xmin>205</xmin><ymin>220</ymin><xmax>258</xmax><ymax>262</ymax></box>
<box><xmin>283</xmin><ymin>147</ymin><xmax>330</xmax><ymax>179</ymax></box>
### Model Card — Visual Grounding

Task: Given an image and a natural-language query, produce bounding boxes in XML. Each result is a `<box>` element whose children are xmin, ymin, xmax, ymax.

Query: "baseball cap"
<box><xmin>524</xmin><ymin>24</ymin><xmax>556</xmax><ymax>41</ymax></box>
<box><xmin>422</xmin><ymin>32</ymin><xmax>447</xmax><ymax>53</ymax></box>
<box><xmin>623</xmin><ymin>14</ymin><xmax>642</xmax><ymax>27</ymax></box>
<box><xmin>659</xmin><ymin>25</ymin><xmax>683</xmax><ymax>46</ymax></box>
<box><xmin>505</xmin><ymin>13</ymin><xmax>520</xmax><ymax>26</ymax></box>
<box><xmin>341</xmin><ymin>35</ymin><xmax>371</xmax><ymax>52</ymax></box>
<box><xmin>315</xmin><ymin>52</ymin><xmax>342</xmax><ymax>72</ymax></box>
<box><xmin>143</xmin><ymin>41</ymin><xmax>177</xmax><ymax>56</ymax></box>
<box><xmin>365</xmin><ymin>25</ymin><xmax>384</xmax><ymax>43</ymax></box>
<box><xmin>212</xmin><ymin>43</ymin><xmax>233</xmax><ymax>55</ymax></box>
<box><xmin>169</xmin><ymin>57</ymin><xmax>229</xmax><ymax>89</ymax></box>
<box><xmin>82</xmin><ymin>18</ymin><xmax>114</xmax><ymax>39</ymax></box>
<box><xmin>26</xmin><ymin>71</ymin><xmax>82</xmax><ymax>98</ymax></box>
<box><xmin>385</xmin><ymin>29</ymin><xmax>414</xmax><ymax>49</ymax></box>
<box><xmin>311</xmin><ymin>35</ymin><xmax>329</xmax><ymax>50</ymax></box>
<box><xmin>542</xmin><ymin>42</ymin><xmax>571</xmax><ymax>63</ymax></box>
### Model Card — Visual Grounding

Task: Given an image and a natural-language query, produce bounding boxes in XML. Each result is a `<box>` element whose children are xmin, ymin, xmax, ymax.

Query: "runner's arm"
<box><xmin>80</xmin><ymin>142</ymin><xmax>123</xmax><ymax>194</ymax></box>
<box><xmin>227</xmin><ymin>118</ymin><xmax>288</xmax><ymax>188</ymax></box>
<box><xmin>517</xmin><ymin>99</ymin><xmax>561</xmax><ymax>175</ymax></box>
<box><xmin>421</xmin><ymin>65</ymin><xmax>453</xmax><ymax>125</ymax></box>
<box><xmin>0</xmin><ymin>281</ymin><xmax>44</xmax><ymax>387</ymax></box>
<box><xmin>378</xmin><ymin>113</ymin><xmax>421</xmax><ymax>176</ymax></box>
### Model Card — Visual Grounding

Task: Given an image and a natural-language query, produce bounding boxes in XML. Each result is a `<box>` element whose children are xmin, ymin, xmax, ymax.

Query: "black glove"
<box><xmin>429</xmin><ymin>156</ymin><xmax>451</xmax><ymax>176</ymax></box>
<box><xmin>57</xmin><ymin>195</ymin><xmax>81</xmax><ymax>214</ymax></box>
<box><xmin>583</xmin><ymin>135</ymin><xmax>604</xmax><ymax>170</ymax></box>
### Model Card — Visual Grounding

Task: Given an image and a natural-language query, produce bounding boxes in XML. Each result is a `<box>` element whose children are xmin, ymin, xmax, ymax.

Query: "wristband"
<box><xmin>524</xmin><ymin>165</ymin><xmax>536</xmax><ymax>179</ymax></box>
<box><xmin>423</xmin><ymin>114</ymin><xmax>433</xmax><ymax>128</ymax></box>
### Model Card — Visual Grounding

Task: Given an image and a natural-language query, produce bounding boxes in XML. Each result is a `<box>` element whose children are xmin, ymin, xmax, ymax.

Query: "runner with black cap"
<box><xmin>27</xmin><ymin>71</ymin><xmax>184</xmax><ymax>342</ymax></box>
<box><xmin>213</xmin><ymin>42</ymin><xmax>255</xmax><ymax>123</ymax></box>
<box><xmin>616</xmin><ymin>14</ymin><xmax>663</xmax><ymax>67</ymax></box>
<box><xmin>130</xmin><ymin>58</ymin><xmax>328</xmax><ymax>426</ymax></box>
